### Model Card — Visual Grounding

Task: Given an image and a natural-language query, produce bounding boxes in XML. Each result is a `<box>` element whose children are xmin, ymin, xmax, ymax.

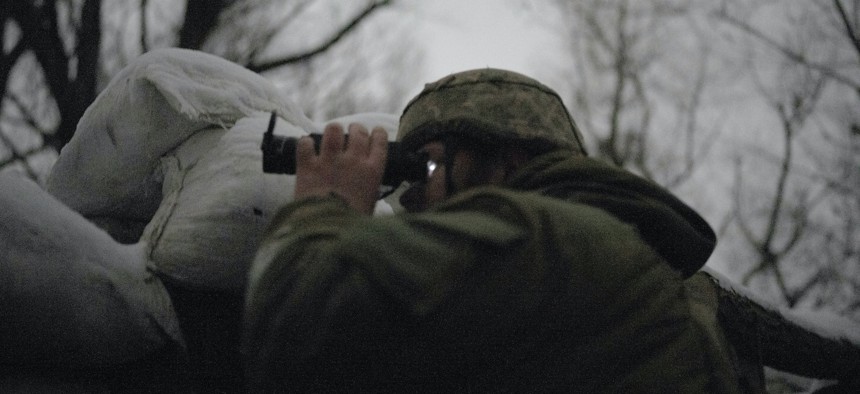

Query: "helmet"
<box><xmin>397</xmin><ymin>68</ymin><xmax>587</xmax><ymax>155</ymax></box>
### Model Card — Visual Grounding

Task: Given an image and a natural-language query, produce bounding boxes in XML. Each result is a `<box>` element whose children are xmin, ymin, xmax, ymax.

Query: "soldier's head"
<box><xmin>397</xmin><ymin>68</ymin><xmax>586</xmax><ymax>212</ymax></box>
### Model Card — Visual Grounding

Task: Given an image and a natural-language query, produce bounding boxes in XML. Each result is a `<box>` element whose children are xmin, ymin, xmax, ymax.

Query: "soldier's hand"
<box><xmin>294</xmin><ymin>122</ymin><xmax>388</xmax><ymax>215</ymax></box>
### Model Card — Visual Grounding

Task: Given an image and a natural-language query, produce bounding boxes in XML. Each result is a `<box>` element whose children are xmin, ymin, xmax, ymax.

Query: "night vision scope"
<box><xmin>260</xmin><ymin>112</ymin><xmax>427</xmax><ymax>187</ymax></box>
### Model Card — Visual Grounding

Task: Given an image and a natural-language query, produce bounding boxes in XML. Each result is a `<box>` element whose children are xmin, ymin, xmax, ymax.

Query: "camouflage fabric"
<box><xmin>397</xmin><ymin>68</ymin><xmax>587</xmax><ymax>155</ymax></box>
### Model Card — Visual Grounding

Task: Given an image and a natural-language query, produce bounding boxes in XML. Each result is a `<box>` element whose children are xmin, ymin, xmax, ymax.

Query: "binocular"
<box><xmin>261</xmin><ymin>112</ymin><xmax>427</xmax><ymax>187</ymax></box>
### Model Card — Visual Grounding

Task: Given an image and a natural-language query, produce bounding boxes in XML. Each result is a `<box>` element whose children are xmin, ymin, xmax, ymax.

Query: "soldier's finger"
<box><xmin>296</xmin><ymin>135</ymin><xmax>316</xmax><ymax>166</ymax></box>
<box><xmin>369</xmin><ymin>127</ymin><xmax>388</xmax><ymax>165</ymax></box>
<box><xmin>321</xmin><ymin>123</ymin><xmax>345</xmax><ymax>158</ymax></box>
<box><xmin>347</xmin><ymin>123</ymin><xmax>370</xmax><ymax>155</ymax></box>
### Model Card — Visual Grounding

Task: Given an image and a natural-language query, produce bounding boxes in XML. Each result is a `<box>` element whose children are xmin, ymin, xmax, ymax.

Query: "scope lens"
<box><xmin>426</xmin><ymin>160</ymin><xmax>438</xmax><ymax>179</ymax></box>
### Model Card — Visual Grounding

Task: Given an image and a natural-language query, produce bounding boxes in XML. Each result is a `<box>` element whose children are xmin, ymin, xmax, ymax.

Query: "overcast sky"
<box><xmin>410</xmin><ymin>0</ymin><xmax>553</xmax><ymax>81</ymax></box>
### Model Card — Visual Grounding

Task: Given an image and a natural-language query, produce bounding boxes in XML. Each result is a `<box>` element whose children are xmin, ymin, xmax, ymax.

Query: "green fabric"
<box><xmin>243</xmin><ymin>155</ymin><xmax>737</xmax><ymax>393</ymax></box>
<box><xmin>508</xmin><ymin>151</ymin><xmax>716</xmax><ymax>277</ymax></box>
<box><xmin>685</xmin><ymin>272</ymin><xmax>763</xmax><ymax>393</ymax></box>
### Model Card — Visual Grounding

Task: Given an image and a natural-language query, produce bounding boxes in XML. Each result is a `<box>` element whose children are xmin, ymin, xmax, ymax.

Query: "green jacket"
<box><xmin>243</xmin><ymin>152</ymin><xmax>740</xmax><ymax>393</ymax></box>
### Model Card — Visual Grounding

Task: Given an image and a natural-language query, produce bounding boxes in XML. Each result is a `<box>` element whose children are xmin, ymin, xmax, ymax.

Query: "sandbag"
<box><xmin>140</xmin><ymin>113</ymin><xmax>295</xmax><ymax>290</ymax></box>
<box><xmin>47</xmin><ymin>48</ymin><xmax>316</xmax><ymax>223</ymax></box>
<box><xmin>44</xmin><ymin>46</ymin><xmax>401</xmax><ymax>291</ymax></box>
<box><xmin>0</xmin><ymin>173</ymin><xmax>182</xmax><ymax>366</ymax></box>
<box><xmin>140</xmin><ymin>112</ymin><xmax>398</xmax><ymax>291</ymax></box>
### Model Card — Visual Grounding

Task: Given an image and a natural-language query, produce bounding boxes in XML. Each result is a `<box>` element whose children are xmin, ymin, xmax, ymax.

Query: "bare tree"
<box><xmin>717</xmin><ymin>0</ymin><xmax>860</xmax><ymax>318</ymax></box>
<box><xmin>731</xmin><ymin>61</ymin><xmax>826</xmax><ymax>306</ymax></box>
<box><xmin>532</xmin><ymin>0</ymin><xmax>859</xmax><ymax>320</ymax></box>
<box><xmin>6</xmin><ymin>0</ymin><xmax>101</xmax><ymax>153</ymax></box>
<box><xmin>537</xmin><ymin>0</ymin><xmax>723</xmax><ymax>188</ymax></box>
<box><xmin>1</xmin><ymin>0</ymin><xmax>411</xmax><ymax>182</ymax></box>
<box><xmin>271</xmin><ymin>18</ymin><xmax>423</xmax><ymax>121</ymax></box>
<box><xmin>179</xmin><ymin>0</ymin><xmax>239</xmax><ymax>50</ymax></box>
<box><xmin>198</xmin><ymin>0</ymin><xmax>420</xmax><ymax>120</ymax></box>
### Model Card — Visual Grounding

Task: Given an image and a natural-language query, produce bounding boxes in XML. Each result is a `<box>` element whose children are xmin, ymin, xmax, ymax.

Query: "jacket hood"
<box><xmin>507</xmin><ymin>152</ymin><xmax>716</xmax><ymax>278</ymax></box>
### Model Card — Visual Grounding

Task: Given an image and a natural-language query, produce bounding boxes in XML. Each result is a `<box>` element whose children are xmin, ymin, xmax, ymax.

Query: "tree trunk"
<box><xmin>52</xmin><ymin>0</ymin><xmax>102</xmax><ymax>150</ymax></box>
<box><xmin>178</xmin><ymin>0</ymin><xmax>236</xmax><ymax>50</ymax></box>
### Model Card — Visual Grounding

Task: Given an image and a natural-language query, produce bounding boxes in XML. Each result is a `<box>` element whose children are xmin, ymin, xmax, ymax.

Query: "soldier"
<box><xmin>242</xmin><ymin>68</ymin><xmax>743</xmax><ymax>392</ymax></box>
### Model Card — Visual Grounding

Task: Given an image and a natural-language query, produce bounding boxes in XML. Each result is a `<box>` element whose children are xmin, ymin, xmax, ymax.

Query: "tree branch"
<box><xmin>140</xmin><ymin>0</ymin><xmax>149</xmax><ymax>53</ymax></box>
<box><xmin>600</xmin><ymin>1</ymin><xmax>629</xmax><ymax>167</ymax></box>
<box><xmin>732</xmin><ymin>157</ymin><xmax>760</xmax><ymax>254</ymax></box>
<box><xmin>248</xmin><ymin>0</ymin><xmax>393</xmax><ymax>73</ymax></box>
<box><xmin>0</xmin><ymin>125</ymin><xmax>40</xmax><ymax>179</ymax></box>
<box><xmin>179</xmin><ymin>0</ymin><xmax>237</xmax><ymax>50</ymax></box>
<box><xmin>833</xmin><ymin>0</ymin><xmax>860</xmax><ymax>59</ymax></box>
<box><xmin>717</xmin><ymin>10</ymin><xmax>860</xmax><ymax>92</ymax></box>
<box><xmin>8</xmin><ymin>1</ymin><xmax>70</xmax><ymax>107</ymax></box>
<box><xmin>1</xmin><ymin>36</ymin><xmax>28</xmax><ymax>103</ymax></box>
<box><xmin>7</xmin><ymin>93</ymin><xmax>42</xmax><ymax>130</ymax></box>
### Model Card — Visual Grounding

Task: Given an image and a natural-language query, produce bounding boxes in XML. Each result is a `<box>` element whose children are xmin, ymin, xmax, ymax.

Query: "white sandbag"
<box><xmin>0</xmin><ymin>173</ymin><xmax>183</xmax><ymax>366</ymax></box>
<box><xmin>142</xmin><ymin>113</ymin><xmax>300</xmax><ymax>290</ymax></box>
<box><xmin>47</xmin><ymin>48</ymin><xmax>316</xmax><ymax>223</ymax></box>
<box><xmin>141</xmin><ymin>112</ymin><xmax>398</xmax><ymax>290</ymax></box>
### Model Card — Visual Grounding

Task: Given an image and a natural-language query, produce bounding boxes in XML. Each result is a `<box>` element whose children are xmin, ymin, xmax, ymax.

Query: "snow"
<box><xmin>780</xmin><ymin>307</ymin><xmax>860</xmax><ymax>346</ymax></box>
<box><xmin>0</xmin><ymin>172</ymin><xmax>182</xmax><ymax>365</ymax></box>
<box><xmin>703</xmin><ymin>266</ymin><xmax>860</xmax><ymax>346</ymax></box>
